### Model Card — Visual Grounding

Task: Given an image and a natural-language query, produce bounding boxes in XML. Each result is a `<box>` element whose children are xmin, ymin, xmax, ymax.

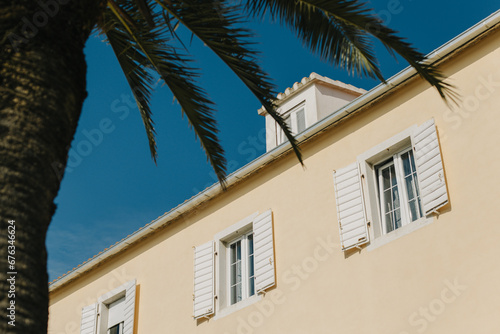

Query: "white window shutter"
<box><xmin>253</xmin><ymin>209</ymin><xmax>275</xmax><ymax>293</ymax></box>
<box><xmin>412</xmin><ymin>118</ymin><xmax>448</xmax><ymax>215</ymax></box>
<box><xmin>333</xmin><ymin>162</ymin><xmax>369</xmax><ymax>250</ymax></box>
<box><xmin>193</xmin><ymin>241</ymin><xmax>215</xmax><ymax>319</ymax></box>
<box><xmin>80</xmin><ymin>303</ymin><xmax>97</xmax><ymax>334</ymax></box>
<box><xmin>123</xmin><ymin>280</ymin><xmax>136</xmax><ymax>334</ymax></box>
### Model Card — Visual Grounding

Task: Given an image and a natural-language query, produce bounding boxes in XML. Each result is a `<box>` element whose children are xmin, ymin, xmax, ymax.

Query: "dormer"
<box><xmin>258</xmin><ymin>73</ymin><xmax>366</xmax><ymax>152</ymax></box>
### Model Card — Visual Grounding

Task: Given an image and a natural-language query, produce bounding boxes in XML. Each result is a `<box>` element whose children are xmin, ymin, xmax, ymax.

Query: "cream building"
<box><xmin>48</xmin><ymin>10</ymin><xmax>500</xmax><ymax>334</ymax></box>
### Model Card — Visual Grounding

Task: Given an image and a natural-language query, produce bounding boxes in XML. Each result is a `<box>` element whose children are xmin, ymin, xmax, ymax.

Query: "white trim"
<box><xmin>357</xmin><ymin>125</ymin><xmax>417</xmax><ymax>165</ymax></box>
<box><xmin>214</xmin><ymin>212</ymin><xmax>258</xmax><ymax>316</ymax></box>
<box><xmin>97</xmin><ymin>280</ymin><xmax>134</xmax><ymax>305</ymax></box>
<box><xmin>366</xmin><ymin>216</ymin><xmax>433</xmax><ymax>251</ymax></box>
<box><xmin>213</xmin><ymin>294</ymin><xmax>262</xmax><ymax>320</ymax></box>
<box><xmin>88</xmin><ymin>280</ymin><xmax>136</xmax><ymax>334</ymax></box>
<box><xmin>214</xmin><ymin>212</ymin><xmax>258</xmax><ymax>242</ymax></box>
<box><xmin>358</xmin><ymin>126</ymin><xmax>416</xmax><ymax>240</ymax></box>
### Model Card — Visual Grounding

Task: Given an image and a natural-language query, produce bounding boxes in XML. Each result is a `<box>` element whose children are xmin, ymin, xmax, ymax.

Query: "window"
<box><xmin>193</xmin><ymin>210</ymin><xmax>275</xmax><ymax>319</ymax></box>
<box><xmin>277</xmin><ymin>105</ymin><xmax>306</xmax><ymax>144</ymax></box>
<box><xmin>80</xmin><ymin>280</ymin><xmax>136</xmax><ymax>334</ymax></box>
<box><xmin>376</xmin><ymin>148</ymin><xmax>423</xmax><ymax>234</ymax></box>
<box><xmin>228</xmin><ymin>232</ymin><xmax>255</xmax><ymax>305</ymax></box>
<box><xmin>333</xmin><ymin>119</ymin><xmax>448</xmax><ymax>251</ymax></box>
<box><xmin>106</xmin><ymin>297</ymin><xmax>125</xmax><ymax>334</ymax></box>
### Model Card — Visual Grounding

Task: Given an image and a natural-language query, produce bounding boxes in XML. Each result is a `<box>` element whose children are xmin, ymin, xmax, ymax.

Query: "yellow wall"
<box><xmin>49</xmin><ymin>28</ymin><xmax>500</xmax><ymax>334</ymax></box>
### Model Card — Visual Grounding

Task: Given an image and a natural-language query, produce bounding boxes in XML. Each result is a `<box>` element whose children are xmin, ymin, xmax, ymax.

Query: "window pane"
<box><xmin>248</xmin><ymin>234</ymin><xmax>254</xmax><ymax>256</ymax></box>
<box><xmin>229</xmin><ymin>239</ymin><xmax>244</xmax><ymax>304</ymax></box>
<box><xmin>405</xmin><ymin>176</ymin><xmax>415</xmax><ymax>200</ymax></box>
<box><xmin>409</xmin><ymin>150</ymin><xmax>417</xmax><ymax>171</ymax></box>
<box><xmin>296</xmin><ymin>108</ymin><xmax>306</xmax><ymax>133</ymax></box>
<box><xmin>230</xmin><ymin>243</ymin><xmax>236</xmax><ymax>263</ymax></box>
<box><xmin>402</xmin><ymin>151</ymin><xmax>412</xmax><ymax>176</ymax></box>
<box><xmin>383</xmin><ymin>189</ymin><xmax>392</xmax><ymax>212</ymax></box>
<box><xmin>413</xmin><ymin>174</ymin><xmax>423</xmax><ymax>217</ymax></box>
<box><xmin>248</xmin><ymin>234</ymin><xmax>255</xmax><ymax>297</ymax></box>
<box><xmin>231</xmin><ymin>283</ymin><xmax>242</xmax><ymax>305</ymax></box>
<box><xmin>385</xmin><ymin>213</ymin><xmax>394</xmax><ymax>233</ymax></box>
<box><xmin>237</xmin><ymin>242</ymin><xmax>241</xmax><ymax>261</ymax></box>
<box><xmin>401</xmin><ymin>150</ymin><xmax>423</xmax><ymax>221</ymax></box>
<box><xmin>390</xmin><ymin>165</ymin><xmax>397</xmax><ymax>186</ymax></box>
<box><xmin>108</xmin><ymin>323</ymin><xmax>121</xmax><ymax>334</ymax></box>
<box><xmin>235</xmin><ymin>261</ymin><xmax>242</xmax><ymax>284</ymax></box>
<box><xmin>380</xmin><ymin>162</ymin><xmax>402</xmax><ymax>233</ymax></box>
<box><xmin>230</xmin><ymin>241</ymin><xmax>242</xmax><ymax>286</ymax></box>
<box><xmin>408</xmin><ymin>199</ymin><xmax>419</xmax><ymax>221</ymax></box>
<box><xmin>392</xmin><ymin>185</ymin><xmax>400</xmax><ymax>209</ymax></box>
<box><xmin>382</xmin><ymin>168</ymin><xmax>390</xmax><ymax>189</ymax></box>
<box><xmin>230</xmin><ymin>240</ymin><xmax>241</xmax><ymax>263</ymax></box>
<box><xmin>394</xmin><ymin>208</ymin><xmax>402</xmax><ymax>229</ymax></box>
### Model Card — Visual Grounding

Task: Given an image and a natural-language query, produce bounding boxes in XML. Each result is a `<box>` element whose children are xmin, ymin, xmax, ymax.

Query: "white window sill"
<box><xmin>213</xmin><ymin>294</ymin><xmax>262</xmax><ymax>320</ymax></box>
<box><xmin>367</xmin><ymin>216</ymin><xmax>434</xmax><ymax>251</ymax></box>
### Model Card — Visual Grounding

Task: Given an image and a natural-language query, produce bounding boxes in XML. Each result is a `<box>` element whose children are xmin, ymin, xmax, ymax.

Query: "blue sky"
<box><xmin>46</xmin><ymin>1</ymin><xmax>499</xmax><ymax>281</ymax></box>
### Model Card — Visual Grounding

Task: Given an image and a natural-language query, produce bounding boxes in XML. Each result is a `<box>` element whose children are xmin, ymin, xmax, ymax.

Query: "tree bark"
<box><xmin>0</xmin><ymin>1</ymin><xmax>105</xmax><ymax>332</ymax></box>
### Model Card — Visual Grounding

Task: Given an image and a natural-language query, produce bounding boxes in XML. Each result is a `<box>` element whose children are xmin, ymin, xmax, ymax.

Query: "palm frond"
<box><xmin>154</xmin><ymin>0</ymin><xmax>303</xmax><ymax>164</ymax></box>
<box><xmin>99</xmin><ymin>0</ymin><xmax>227</xmax><ymax>185</ymax></box>
<box><xmin>247</xmin><ymin>0</ymin><xmax>459</xmax><ymax>105</ymax></box>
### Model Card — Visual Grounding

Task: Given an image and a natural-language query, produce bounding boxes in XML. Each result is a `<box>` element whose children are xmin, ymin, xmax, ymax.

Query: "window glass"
<box><xmin>108</xmin><ymin>323</ymin><xmax>121</xmax><ymax>334</ymax></box>
<box><xmin>377</xmin><ymin>148</ymin><xmax>423</xmax><ymax>234</ymax></box>
<box><xmin>401</xmin><ymin>150</ymin><xmax>423</xmax><ymax>221</ymax></box>
<box><xmin>247</xmin><ymin>234</ymin><xmax>255</xmax><ymax>297</ymax></box>
<box><xmin>296</xmin><ymin>108</ymin><xmax>306</xmax><ymax>133</ymax></box>
<box><xmin>380</xmin><ymin>162</ymin><xmax>401</xmax><ymax>233</ymax></box>
<box><xmin>229</xmin><ymin>241</ymin><xmax>242</xmax><ymax>305</ymax></box>
<box><xmin>228</xmin><ymin>233</ymin><xmax>255</xmax><ymax>305</ymax></box>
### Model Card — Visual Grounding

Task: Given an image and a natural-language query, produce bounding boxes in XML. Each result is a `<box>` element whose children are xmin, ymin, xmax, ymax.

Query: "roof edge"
<box><xmin>257</xmin><ymin>72</ymin><xmax>367</xmax><ymax>116</ymax></box>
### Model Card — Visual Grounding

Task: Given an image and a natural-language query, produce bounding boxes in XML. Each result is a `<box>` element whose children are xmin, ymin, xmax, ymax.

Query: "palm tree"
<box><xmin>0</xmin><ymin>0</ymin><xmax>455</xmax><ymax>332</ymax></box>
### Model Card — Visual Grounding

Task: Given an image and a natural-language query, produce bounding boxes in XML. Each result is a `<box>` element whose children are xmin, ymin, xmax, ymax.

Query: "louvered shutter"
<box><xmin>193</xmin><ymin>241</ymin><xmax>215</xmax><ymax>319</ymax></box>
<box><xmin>80</xmin><ymin>303</ymin><xmax>97</xmax><ymax>334</ymax></box>
<box><xmin>412</xmin><ymin>119</ymin><xmax>448</xmax><ymax>215</ymax></box>
<box><xmin>254</xmin><ymin>209</ymin><xmax>275</xmax><ymax>293</ymax></box>
<box><xmin>333</xmin><ymin>162</ymin><xmax>369</xmax><ymax>250</ymax></box>
<box><xmin>123</xmin><ymin>280</ymin><xmax>136</xmax><ymax>334</ymax></box>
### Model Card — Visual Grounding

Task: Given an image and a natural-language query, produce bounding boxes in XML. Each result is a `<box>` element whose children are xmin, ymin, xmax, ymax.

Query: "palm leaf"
<box><xmin>100</xmin><ymin>0</ymin><xmax>227</xmax><ymax>185</ymax></box>
<box><xmin>247</xmin><ymin>0</ymin><xmax>459</xmax><ymax>104</ymax></box>
<box><xmin>153</xmin><ymin>0</ymin><xmax>303</xmax><ymax>164</ymax></box>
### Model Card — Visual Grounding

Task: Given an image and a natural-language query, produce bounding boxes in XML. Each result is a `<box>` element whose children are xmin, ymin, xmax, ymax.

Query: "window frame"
<box><xmin>80</xmin><ymin>279</ymin><xmax>136</xmax><ymax>334</ymax></box>
<box><xmin>105</xmin><ymin>296</ymin><xmax>125</xmax><ymax>334</ymax></box>
<box><xmin>96</xmin><ymin>280</ymin><xmax>136</xmax><ymax>334</ymax></box>
<box><xmin>375</xmin><ymin>147</ymin><xmax>424</xmax><ymax>234</ymax></box>
<box><xmin>107</xmin><ymin>322</ymin><xmax>123</xmax><ymax>334</ymax></box>
<box><xmin>357</xmin><ymin>124</ymin><xmax>433</xmax><ymax>249</ymax></box>
<box><xmin>213</xmin><ymin>212</ymin><xmax>262</xmax><ymax>319</ymax></box>
<box><xmin>276</xmin><ymin>103</ymin><xmax>306</xmax><ymax>144</ymax></box>
<box><xmin>226</xmin><ymin>231</ymin><xmax>255</xmax><ymax>306</ymax></box>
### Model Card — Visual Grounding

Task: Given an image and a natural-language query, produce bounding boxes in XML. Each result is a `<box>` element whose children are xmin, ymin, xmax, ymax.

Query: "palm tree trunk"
<box><xmin>0</xmin><ymin>1</ymin><xmax>105</xmax><ymax>332</ymax></box>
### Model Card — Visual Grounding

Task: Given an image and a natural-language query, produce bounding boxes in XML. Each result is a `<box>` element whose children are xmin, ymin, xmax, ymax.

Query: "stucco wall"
<box><xmin>48</xmin><ymin>28</ymin><xmax>500</xmax><ymax>334</ymax></box>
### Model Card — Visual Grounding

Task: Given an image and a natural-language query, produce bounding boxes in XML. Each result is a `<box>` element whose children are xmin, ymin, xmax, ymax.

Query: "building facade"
<box><xmin>48</xmin><ymin>11</ymin><xmax>500</xmax><ymax>334</ymax></box>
